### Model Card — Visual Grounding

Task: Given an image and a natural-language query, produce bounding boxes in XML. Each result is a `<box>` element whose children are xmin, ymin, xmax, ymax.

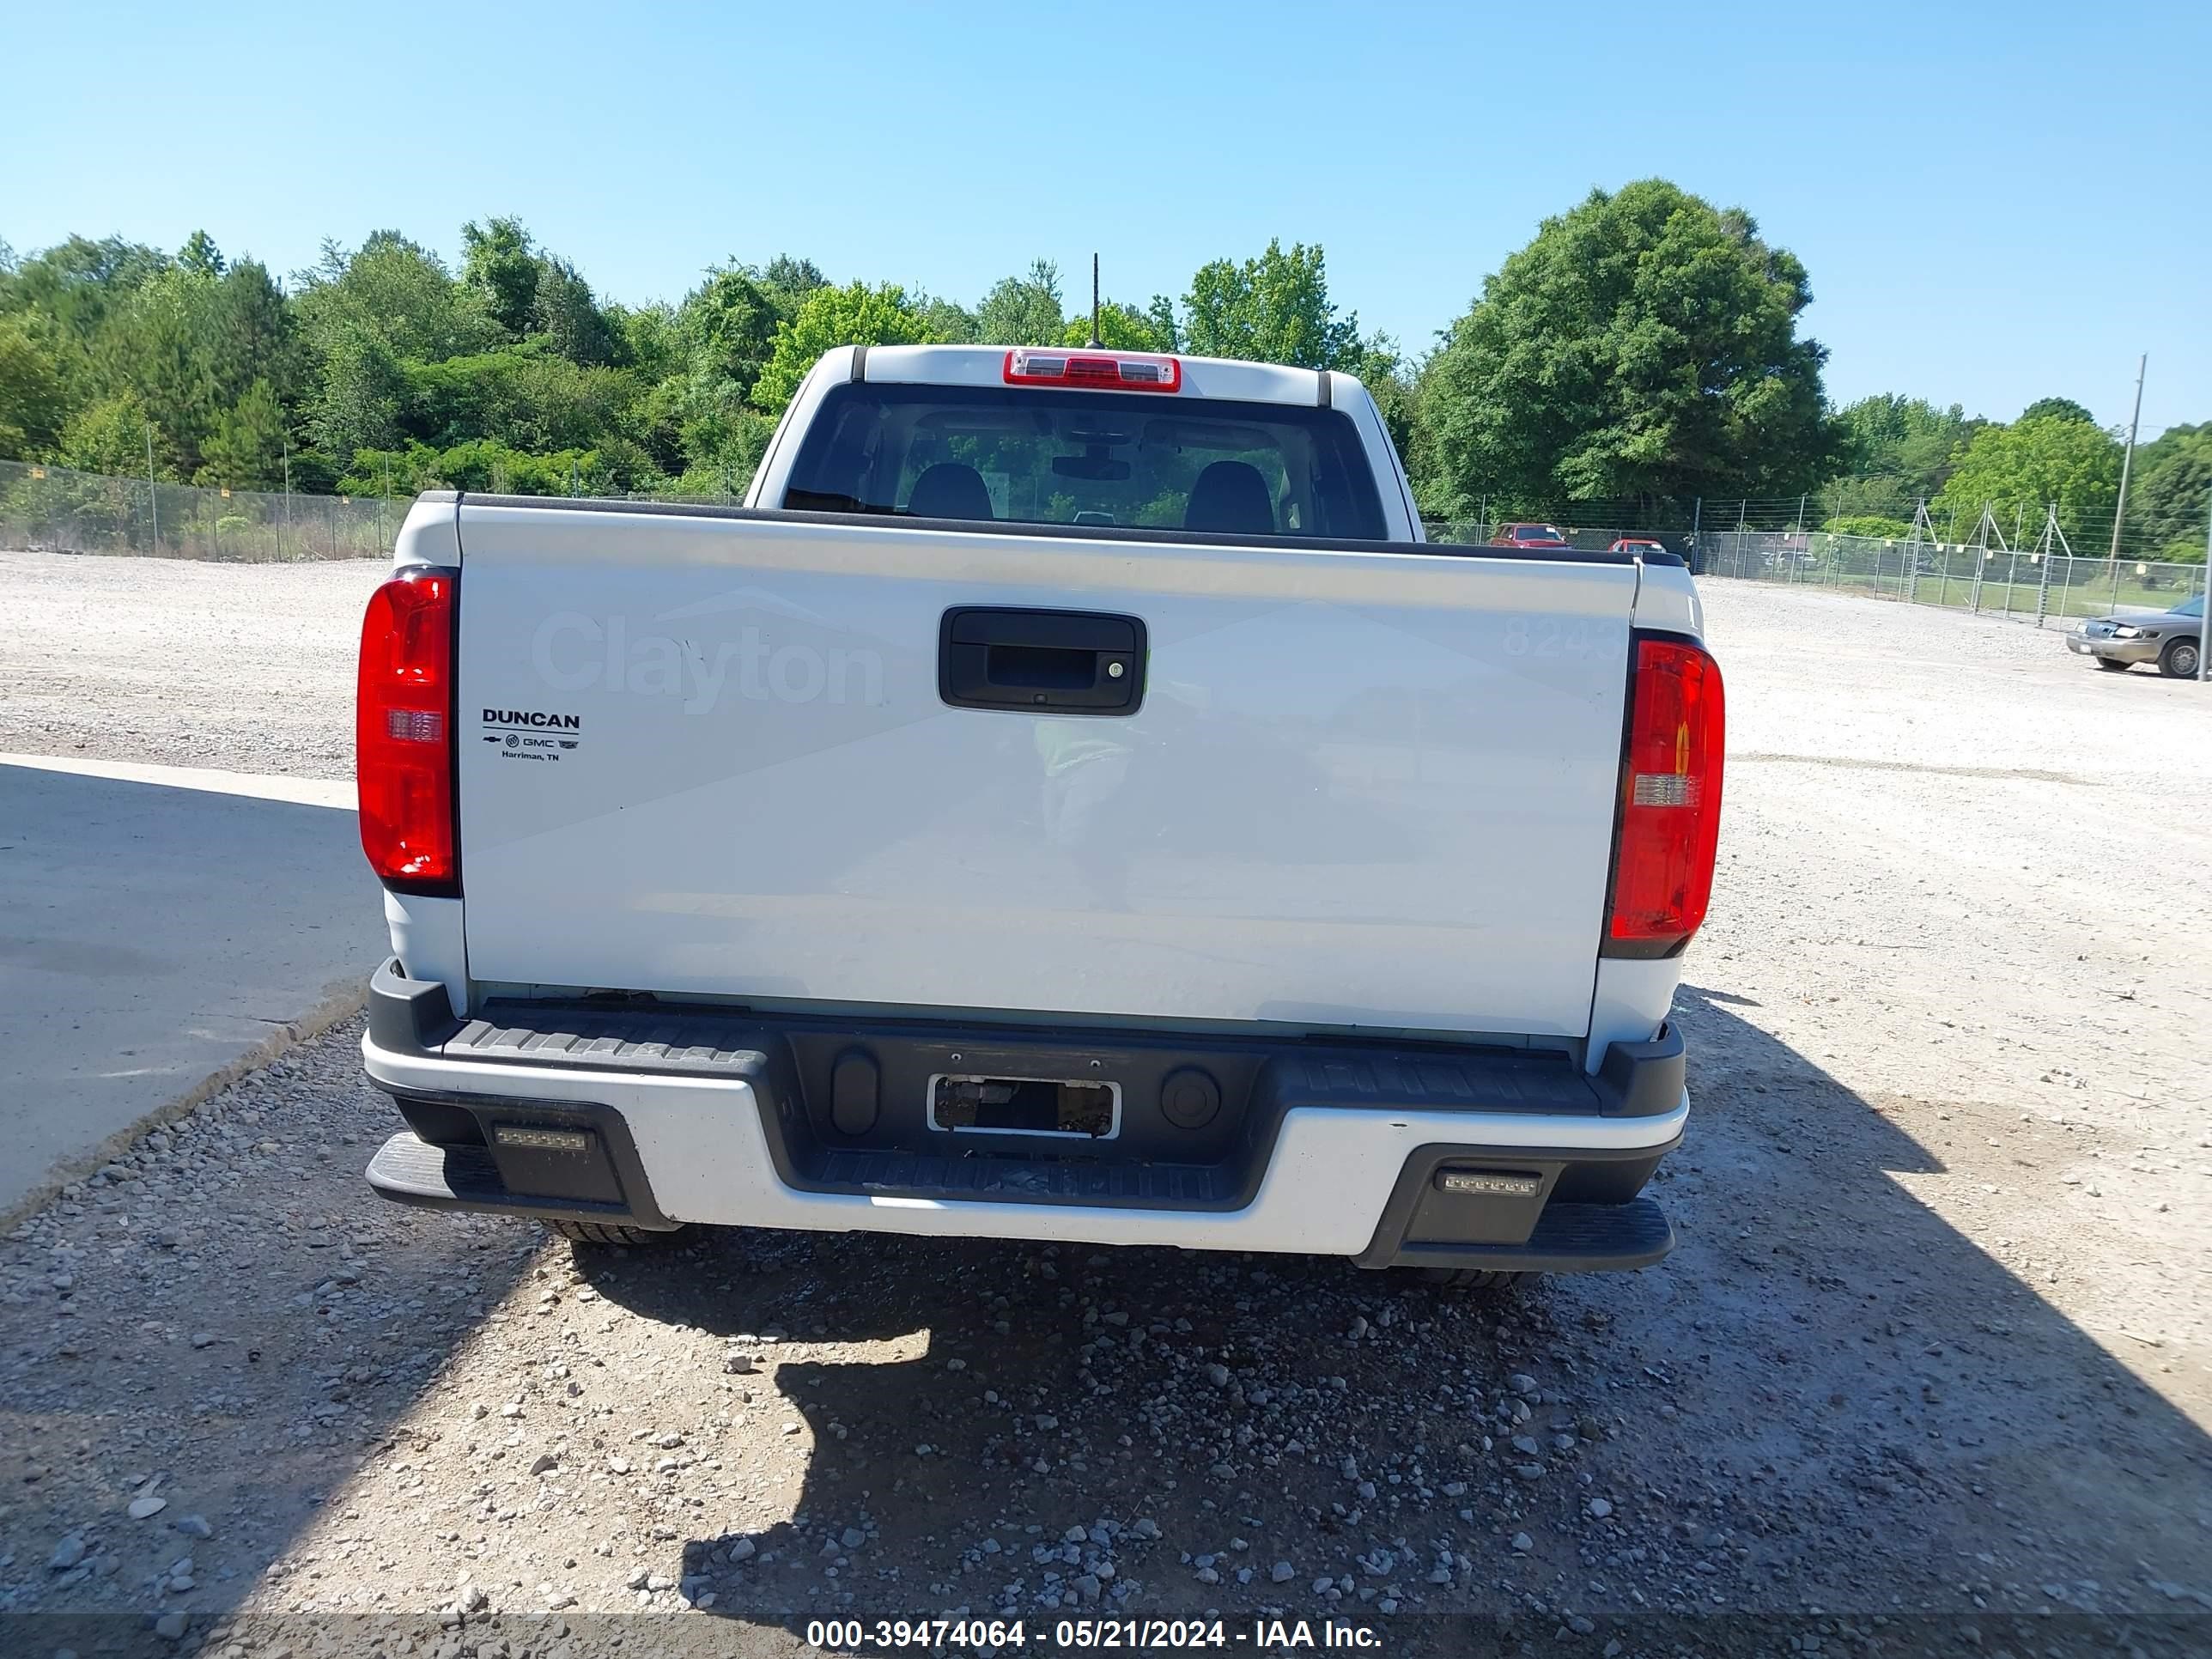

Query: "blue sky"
<box><xmin>8</xmin><ymin>0</ymin><xmax>2207</xmax><ymax>437</ymax></box>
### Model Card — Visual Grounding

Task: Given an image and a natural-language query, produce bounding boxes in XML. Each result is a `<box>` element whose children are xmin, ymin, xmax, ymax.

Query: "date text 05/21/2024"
<box><xmin>804</xmin><ymin>1618</ymin><xmax>1385</xmax><ymax>1650</ymax></box>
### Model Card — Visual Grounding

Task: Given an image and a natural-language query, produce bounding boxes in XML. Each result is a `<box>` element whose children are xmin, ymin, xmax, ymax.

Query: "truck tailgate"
<box><xmin>452</xmin><ymin>503</ymin><xmax>1638</xmax><ymax>1038</ymax></box>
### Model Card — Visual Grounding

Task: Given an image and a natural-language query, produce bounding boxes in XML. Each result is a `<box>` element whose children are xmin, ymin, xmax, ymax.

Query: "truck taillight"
<box><xmin>1004</xmin><ymin>348</ymin><xmax>1182</xmax><ymax>392</ymax></box>
<box><xmin>356</xmin><ymin>568</ymin><xmax>458</xmax><ymax>893</ymax></box>
<box><xmin>1605</xmin><ymin>635</ymin><xmax>1723</xmax><ymax>955</ymax></box>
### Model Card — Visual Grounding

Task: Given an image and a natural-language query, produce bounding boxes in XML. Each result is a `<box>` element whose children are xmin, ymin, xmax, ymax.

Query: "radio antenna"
<box><xmin>1088</xmin><ymin>252</ymin><xmax>1102</xmax><ymax>349</ymax></box>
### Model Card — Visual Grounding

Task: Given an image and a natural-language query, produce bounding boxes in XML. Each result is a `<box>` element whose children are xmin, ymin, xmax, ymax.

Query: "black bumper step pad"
<box><xmin>1384</xmin><ymin>1194</ymin><xmax>1674</xmax><ymax>1274</ymax></box>
<box><xmin>447</xmin><ymin>1010</ymin><xmax>769</xmax><ymax>1078</ymax></box>
<box><xmin>367</xmin><ymin>1131</ymin><xmax>637</xmax><ymax>1224</ymax></box>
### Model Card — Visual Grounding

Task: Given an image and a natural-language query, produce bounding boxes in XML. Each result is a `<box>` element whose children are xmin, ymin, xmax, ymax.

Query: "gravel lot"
<box><xmin>2</xmin><ymin>556</ymin><xmax>2209</xmax><ymax>1656</ymax></box>
<box><xmin>0</xmin><ymin>550</ymin><xmax>383</xmax><ymax>777</ymax></box>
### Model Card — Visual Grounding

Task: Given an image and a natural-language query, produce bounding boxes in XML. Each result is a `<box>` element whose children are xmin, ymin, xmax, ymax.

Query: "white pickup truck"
<box><xmin>355</xmin><ymin>343</ymin><xmax>1721</xmax><ymax>1288</ymax></box>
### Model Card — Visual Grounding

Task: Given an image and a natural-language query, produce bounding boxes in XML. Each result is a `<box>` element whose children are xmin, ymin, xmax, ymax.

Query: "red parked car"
<box><xmin>1609</xmin><ymin>538</ymin><xmax>1669</xmax><ymax>556</ymax></box>
<box><xmin>1491</xmin><ymin>522</ymin><xmax>1570</xmax><ymax>550</ymax></box>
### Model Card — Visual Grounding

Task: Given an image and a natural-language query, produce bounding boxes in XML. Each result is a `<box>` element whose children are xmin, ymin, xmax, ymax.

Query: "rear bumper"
<box><xmin>361</xmin><ymin>960</ymin><xmax>1686</xmax><ymax>1273</ymax></box>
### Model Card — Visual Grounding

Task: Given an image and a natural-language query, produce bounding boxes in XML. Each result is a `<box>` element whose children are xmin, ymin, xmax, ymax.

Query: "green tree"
<box><xmin>914</xmin><ymin>294</ymin><xmax>978</xmax><ymax>344</ymax></box>
<box><xmin>177</xmin><ymin>230</ymin><xmax>227</xmax><ymax>278</ymax></box>
<box><xmin>1182</xmin><ymin>240</ymin><xmax>1360</xmax><ymax>369</ymax></box>
<box><xmin>196</xmin><ymin>378</ymin><xmax>289</xmax><ymax>487</ymax></box>
<box><xmin>1356</xmin><ymin>336</ymin><xmax>1419</xmax><ymax>463</ymax></box>
<box><xmin>405</xmin><ymin>344</ymin><xmax>630</xmax><ymax>453</ymax></box>
<box><xmin>82</xmin><ymin>258</ymin><xmax>292</xmax><ymax>477</ymax></box>
<box><xmin>750</xmin><ymin>282</ymin><xmax>932</xmax><ymax>414</ymax></box>
<box><xmin>1057</xmin><ymin>298</ymin><xmax>1176</xmax><ymax>352</ymax></box>
<box><xmin>1822</xmin><ymin>514</ymin><xmax>1915</xmax><ymax>539</ymax></box>
<box><xmin>531</xmin><ymin>256</ymin><xmax>620</xmax><ymax>365</ymax></box>
<box><xmin>2124</xmin><ymin>423</ymin><xmax>2211</xmax><ymax>562</ymax></box>
<box><xmin>58</xmin><ymin>390</ymin><xmax>167</xmax><ymax>477</ymax></box>
<box><xmin>1419</xmin><ymin>181</ymin><xmax>1837</xmax><ymax>517</ymax></box>
<box><xmin>295</xmin><ymin>232</ymin><xmax>499</xmax><ymax>363</ymax></box>
<box><xmin>460</xmin><ymin>217</ymin><xmax>542</xmax><ymax>338</ymax></box>
<box><xmin>611</xmin><ymin>301</ymin><xmax>681</xmax><ymax>383</ymax></box>
<box><xmin>678</xmin><ymin>267</ymin><xmax>781</xmax><ymax>398</ymax></box>
<box><xmin>665</xmin><ymin>267</ymin><xmax>785</xmax><ymax>478</ymax></box>
<box><xmin>307</xmin><ymin>326</ymin><xmax>407</xmax><ymax>461</ymax></box>
<box><xmin>1832</xmin><ymin>395</ymin><xmax>1980</xmax><ymax>504</ymax></box>
<box><xmin>761</xmin><ymin>255</ymin><xmax>826</xmax><ymax>301</ymax></box>
<box><xmin>0</xmin><ymin>236</ymin><xmax>171</xmax><ymax>368</ymax></box>
<box><xmin>2018</xmin><ymin>397</ymin><xmax>2095</xmax><ymax>426</ymax></box>
<box><xmin>975</xmin><ymin>260</ymin><xmax>1065</xmax><ymax>346</ymax></box>
<box><xmin>0</xmin><ymin>317</ymin><xmax>68</xmax><ymax>456</ymax></box>
<box><xmin>1931</xmin><ymin>416</ymin><xmax>2122</xmax><ymax>548</ymax></box>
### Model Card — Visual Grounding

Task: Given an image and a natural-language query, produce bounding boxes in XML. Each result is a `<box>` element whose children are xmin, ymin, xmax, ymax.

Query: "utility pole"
<box><xmin>1905</xmin><ymin>498</ymin><xmax>1928</xmax><ymax>603</ymax></box>
<box><xmin>2108</xmin><ymin>353</ymin><xmax>2146</xmax><ymax>568</ymax></box>
<box><xmin>2033</xmin><ymin>504</ymin><xmax>2056</xmax><ymax>628</ymax></box>
<box><xmin>282</xmin><ymin>439</ymin><xmax>293</xmax><ymax>560</ymax></box>
<box><xmin>144</xmin><ymin>422</ymin><xmax>159</xmax><ymax>554</ymax></box>
<box><xmin>2106</xmin><ymin>353</ymin><xmax>2147</xmax><ymax>617</ymax></box>
<box><xmin>2198</xmin><ymin>488</ymin><xmax>2210</xmax><ymax>681</ymax></box>
<box><xmin>1971</xmin><ymin>503</ymin><xmax>1990</xmax><ymax>613</ymax></box>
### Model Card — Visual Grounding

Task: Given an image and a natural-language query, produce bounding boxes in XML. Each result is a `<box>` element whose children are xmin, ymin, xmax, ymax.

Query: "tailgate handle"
<box><xmin>939</xmin><ymin>608</ymin><xmax>1147</xmax><ymax>714</ymax></box>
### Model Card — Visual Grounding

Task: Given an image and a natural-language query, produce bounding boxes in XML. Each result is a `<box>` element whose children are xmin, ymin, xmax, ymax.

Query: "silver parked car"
<box><xmin>2068</xmin><ymin>594</ymin><xmax>2203</xmax><ymax>678</ymax></box>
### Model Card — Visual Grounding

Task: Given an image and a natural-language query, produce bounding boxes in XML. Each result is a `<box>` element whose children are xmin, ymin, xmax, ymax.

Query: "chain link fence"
<box><xmin>1423</xmin><ymin>497</ymin><xmax>2206</xmax><ymax>629</ymax></box>
<box><xmin>0</xmin><ymin>458</ymin><xmax>405</xmax><ymax>561</ymax></box>
<box><xmin>7</xmin><ymin>459</ymin><xmax>2204</xmax><ymax>632</ymax></box>
<box><xmin>1699</xmin><ymin>528</ymin><xmax>2206</xmax><ymax>626</ymax></box>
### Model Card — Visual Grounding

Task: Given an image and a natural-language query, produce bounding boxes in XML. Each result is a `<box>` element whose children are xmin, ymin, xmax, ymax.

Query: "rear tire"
<box><xmin>544</xmin><ymin>1218</ymin><xmax>676</xmax><ymax>1248</ymax></box>
<box><xmin>2161</xmin><ymin>638</ymin><xmax>2201</xmax><ymax>679</ymax></box>
<box><xmin>2094</xmin><ymin>656</ymin><xmax>2131</xmax><ymax>672</ymax></box>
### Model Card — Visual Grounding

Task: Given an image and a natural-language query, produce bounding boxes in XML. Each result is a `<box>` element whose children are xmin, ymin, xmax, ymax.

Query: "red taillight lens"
<box><xmin>1606</xmin><ymin>636</ymin><xmax>1724</xmax><ymax>952</ymax></box>
<box><xmin>356</xmin><ymin>568</ymin><xmax>458</xmax><ymax>892</ymax></box>
<box><xmin>1003</xmin><ymin>347</ymin><xmax>1182</xmax><ymax>392</ymax></box>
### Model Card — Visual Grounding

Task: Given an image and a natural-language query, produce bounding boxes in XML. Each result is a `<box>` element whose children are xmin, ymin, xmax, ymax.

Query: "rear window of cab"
<box><xmin>783</xmin><ymin>382</ymin><xmax>1389</xmax><ymax>541</ymax></box>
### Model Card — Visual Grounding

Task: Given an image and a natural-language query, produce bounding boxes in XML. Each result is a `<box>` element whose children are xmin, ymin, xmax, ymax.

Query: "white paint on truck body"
<box><xmin>357</xmin><ymin>346</ymin><xmax>1721</xmax><ymax>1261</ymax></box>
<box><xmin>362</xmin><ymin>1031</ymin><xmax>1687</xmax><ymax>1245</ymax></box>
<box><xmin>449</xmin><ymin>501</ymin><xmax>1640</xmax><ymax>1038</ymax></box>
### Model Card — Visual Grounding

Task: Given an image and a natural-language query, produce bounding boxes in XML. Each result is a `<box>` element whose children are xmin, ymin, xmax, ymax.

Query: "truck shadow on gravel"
<box><xmin>1586</xmin><ymin>986</ymin><xmax>2210</xmax><ymax>1615</ymax></box>
<box><xmin>566</xmin><ymin>984</ymin><xmax>2212</xmax><ymax>1644</ymax></box>
<box><xmin>576</xmin><ymin>1220</ymin><xmax>1535</xmax><ymax>1638</ymax></box>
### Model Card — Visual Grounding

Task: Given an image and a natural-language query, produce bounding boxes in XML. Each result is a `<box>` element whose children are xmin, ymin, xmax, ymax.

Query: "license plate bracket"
<box><xmin>927</xmin><ymin>1073</ymin><xmax>1121</xmax><ymax>1139</ymax></box>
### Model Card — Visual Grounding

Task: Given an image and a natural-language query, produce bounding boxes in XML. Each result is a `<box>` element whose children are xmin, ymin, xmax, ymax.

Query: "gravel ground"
<box><xmin>1</xmin><ymin>561</ymin><xmax>2209</xmax><ymax>1657</ymax></box>
<box><xmin>0</xmin><ymin>550</ymin><xmax>383</xmax><ymax>776</ymax></box>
